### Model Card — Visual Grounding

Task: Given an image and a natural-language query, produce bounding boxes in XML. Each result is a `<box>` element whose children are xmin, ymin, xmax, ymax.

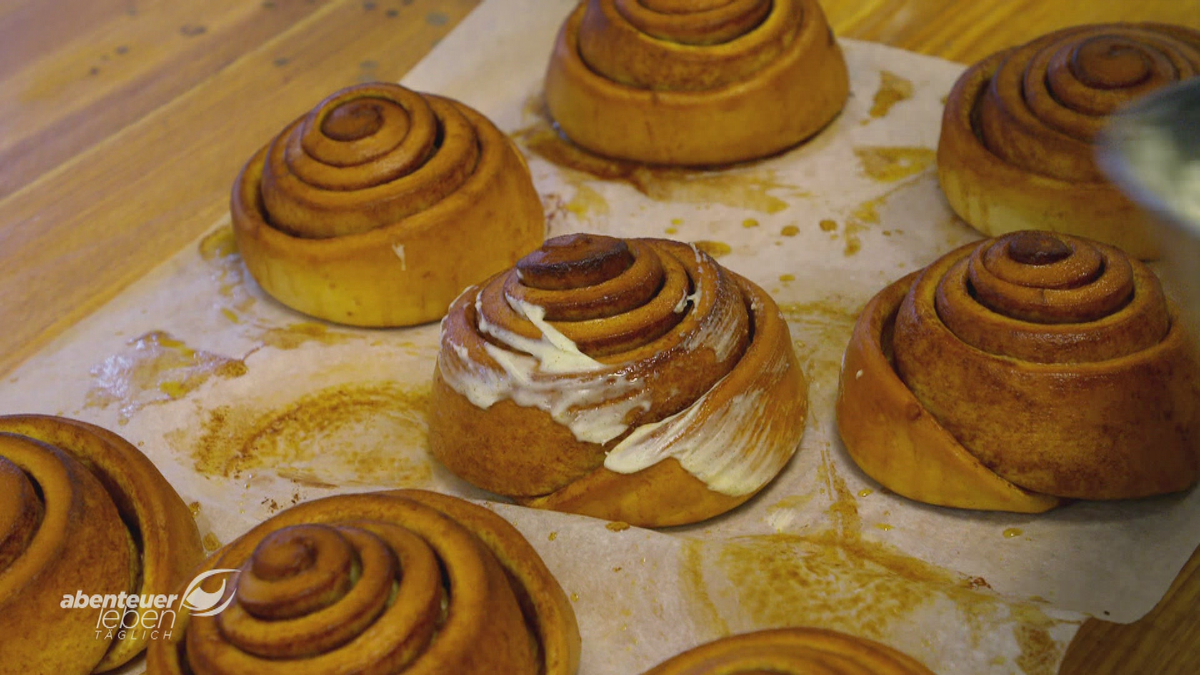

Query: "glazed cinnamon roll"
<box><xmin>837</xmin><ymin>231</ymin><xmax>1200</xmax><ymax>512</ymax></box>
<box><xmin>544</xmin><ymin>0</ymin><xmax>849</xmax><ymax>166</ymax></box>
<box><xmin>147</xmin><ymin>490</ymin><xmax>581</xmax><ymax>675</ymax></box>
<box><xmin>0</xmin><ymin>415</ymin><xmax>203</xmax><ymax>674</ymax></box>
<box><xmin>643</xmin><ymin>628</ymin><xmax>935</xmax><ymax>674</ymax></box>
<box><xmin>938</xmin><ymin>23</ymin><xmax>1200</xmax><ymax>260</ymax></box>
<box><xmin>232</xmin><ymin>82</ymin><xmax>545</xmax><ymax>327</ymax></box>
<box><xmin>430</xmin><ymin>233</ymin><xmax>808</xmax><ymax>527</ymax></box>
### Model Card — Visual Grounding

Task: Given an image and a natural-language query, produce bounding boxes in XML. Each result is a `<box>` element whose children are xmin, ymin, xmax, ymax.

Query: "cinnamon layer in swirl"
<box><xmin>938</xmin><ymin>23</ymin><xmax>1200</xmax><ymax>260</ymax></box>
<box><xmin>544</xmin><ymin>0</ymin><xmax>849</xmax><ymax>165</ymax></box>
<box><xmin>0</xmin><ymin>415</ymin><xmax>203</xmax><ymax>673</ymax></box>
<box><xmin>146</xmin><ymin>490</ymin><xmax>580</xmax><ymax>675</ymax></box>
<box><xmin>232</xmin><ymin>82</ymin><xmax>545</xmax><ymax>327</ymax></box>
<box><xmin>837</xmin><ymin>231</ymin><xmax>1200</xmax><ymax>512</ymax></box>
<box><xmin>430</xmin><ymin>233</ymin><xmax>807</xmax><ymax>527</ymax></box>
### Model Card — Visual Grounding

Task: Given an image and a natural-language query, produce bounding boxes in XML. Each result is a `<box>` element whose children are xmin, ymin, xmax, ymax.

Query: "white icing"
<box><xmin>682</xmin><ymin>294</ymin><xmax>742</xmax><ymax>363</ymax></box>
<box><xmin>438</xmin><ymin>290</ymin><xmax>650</xmax><ymax>444</ymax></box>
<box><xmin>476</xmin><ymin>293</ymin><xmax>603</xmax><ymax>374</ymax></box>
<box><xmin>391</xmin><ymin>243</ymin><xmax>407</xmax><ymax>271</ymax></box>
<box><xmin>603</xmin><ymin>350</ymin><xmax>798</xmax><ymax>497</ymax></box>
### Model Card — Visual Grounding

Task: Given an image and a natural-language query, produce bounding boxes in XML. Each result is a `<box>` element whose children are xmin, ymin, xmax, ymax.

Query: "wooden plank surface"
<box><xmin>2</xmin><ymin>1</ymin><xmax>1199</xmax><ymax>673</ymax></box>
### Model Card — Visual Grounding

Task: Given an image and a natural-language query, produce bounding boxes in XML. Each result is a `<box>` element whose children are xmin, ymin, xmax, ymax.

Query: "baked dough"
<box><xmin>232</xmin><ymin>82</ymin><xmax>545</xmax><ymax>326</ymax></box>
<box><xmin>430</xmin><ymin>233</ymin><xmax>807</xmax><ymax>527</ymax></box>
<box><xmin>837</xmin><ymin>231</ymin><xmax>1200</xmax><ymax>512</ymax></box>
<box><xmin>938</xmin><ymin>23</ymin><xmax>1200</xmax><ymax>260</ymax></box>
<box><xmin>544</xmin><ymin>0</ymin><xmax>849</xmax><ymax>165</ymax></box>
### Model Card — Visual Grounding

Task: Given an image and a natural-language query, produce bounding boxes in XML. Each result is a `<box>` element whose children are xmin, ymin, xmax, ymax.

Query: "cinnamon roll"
<box><xmin>544</xmin><ymin>0</ymin><xmax>849</xmax><ymax>166</ymax></box>
<box><xmin>232</xmin><ymin>82</ymin><xmax>545</xmax><ymax>327</ymax></box>
<box><xmin>642</xmin><ymin>628</ymin><xmax>936</xmax><ymax>674</ymax></box>
<box><xmin>146</xmin><ymin>490</ymin><xmax>581</xmax><ymax>675</ymax></box>
<box><xmin>430</xmin><ymin>233</ymin><xmax>808</xmax><ymax>527</ymax></box>
<box><xmin>938</xmin><ymin>23</ymin><xmax>1200</xmax><ymax>260</ymax></box>
<box><xmin>837</xmin><ymin>231</ymin><xmax>1200</xmax><ymax>512</ymax></box>
<box><xmin>0</xmin><ymin>415</ymin><xmax>203</xmax><ymax>673</ymax></box>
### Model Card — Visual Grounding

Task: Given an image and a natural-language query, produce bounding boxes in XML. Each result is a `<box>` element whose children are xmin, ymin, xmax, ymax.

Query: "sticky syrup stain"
<box><xmin>841</xmin><ymin>178</ymin><xmax>928</xmax><ymax>257</ymax></box>
<box><xmin>512</xmin><ymin>94</ymin><xmax>808</xmax><ymax>214</ymax></box>
<box><xmin>1004</xmin><ymin>528</ymin><xmax>1024</xmax><ymax>539</ymax></box>
<box><xmin>199</xmin><ymin>226</ymin><xmax>256</xmax><ymax>319</ymax></box>
<box><xmin>202</xmin><ymin>533</ymin><xmax>221</xmax><ymax>552</ymax></box>
<box><xmin>606</xmin><ymin>521</ymin><xmax>631</xmax><ymax>532</ymax></box>
<box><xmin>256</xmin><ymin>322</ymin><xmax>358</xmax><ymax>351</ymax></box>
<box><xmin>683</xmin><ymin>446</ymin><xmax>1078</xmax><ymax>673</ymax></box>
<box><xmin>778</xmin><ymin>298</ymin><xmax>861</xmax><ymax>390</ymax></box>
<box><xmin>765</xmin><ymin>492</ymin><xmax>818</xmax><ymax>531</ymax></box>
<box><xmin>692</xmin><ymin>240</ymin><xmax>732</xmax><ymax>258</ymax></box>
<box><xmin>854</xmin><ymin>146</ymin><xmax>937</xmax><ymax>183</ymax></box>
<box><xmin>189</xmin><ymin>382</ymin><xmax>432</xmax><ymax>488</ymax></box>
<box><xmin>742</xmin><ymin>218</ymin><xmax>759</xmax><ymax>228</ymax></box>
<box><xmin>86</xmin><ymin>332</ymin><xmax>247</xmax><ymax>423</ymax></box>
<box><xmin>819</xmin><ymin>219</ymin><xmax>838</xmax><ymax>232</ymax></box>
<box><xmin>566</xmin><ymin>183</ymin><xmax>610</xmax><ymax>218</ymax></box>
<box><xmin>844</xmin><ymin>221</ymin><xmax>866</xmax><ymax>256</ymax></box>
<box><xmin>867</xmin><ymin>71</ymin><xmax>915</xmax><ymax>120</ymax></box>
<box><xmin>780</xmin><ymin>225</ymin><xmax>799</xmax><ymax>237</ymax></box>
<box><xmin>779</xmin><ymin>274</ymin><xmax>795</xmax><ymax>283</ymax></box>
<box><xmin>858</xmin><ymin>488</ymin><xmax>874</xmax><ymax>497</ymax></box>
<box><xmin>548</xmin><ymin>531</ymin><xmax>558</xmax><ymax>541</ymax></box>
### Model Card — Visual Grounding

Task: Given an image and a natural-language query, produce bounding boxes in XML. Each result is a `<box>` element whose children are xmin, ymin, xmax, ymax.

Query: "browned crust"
<box><xmin>937</xmin><ymin>46</ymin><xmax>1162</xmax><ymax>260</ymax></box>
<box><xmin>232</xmin><ymin>94</ymin><xmax>545</xmax><ymax>327</ymax></box>
<box><xmin>544</xmin><ymin>0</ymin><xmax>849</xmax><ymax>166</ymax></box>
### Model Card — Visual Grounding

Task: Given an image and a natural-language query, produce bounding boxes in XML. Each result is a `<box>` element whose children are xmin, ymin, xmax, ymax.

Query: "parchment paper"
<box><xmin>6</xmin><ymin>1</ymin><xmax>1199</xmax><ymax>673</ymax></box>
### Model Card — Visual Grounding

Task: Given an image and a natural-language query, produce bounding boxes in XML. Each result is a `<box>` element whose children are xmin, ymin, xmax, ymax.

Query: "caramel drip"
<box><xmin>932</xmin><ymin>231</ymin><xmax>1169</xmax><ymax>363</ymax></box>
<box><xmin>259</xmin><ymin>82</ymin><xmax>481</xmax><ymax>239</ymax></box>
<box><xmin>975</xmin><ymin>23</ymin><xmax>1200</xmax><ymax>181</ymax></box>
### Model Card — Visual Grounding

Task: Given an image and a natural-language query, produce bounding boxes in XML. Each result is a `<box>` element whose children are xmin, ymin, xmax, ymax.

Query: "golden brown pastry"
<box><xmin>0</xmin><ymin>414</ymin><xmax>203</xmax><ymax>674</ymax></box>
<box><xmin>231</xmin><ymin>82</ymin><xmax>545</xmax><ymax>327</ymax></box>
<box><xmin>837</xmin><ymin>231</ymin><xmax>1200</xmax><ymax>513</ymax></box>
<box><xmin>938</xmin><ymin>23</ymin><xmax>1200</xmax><ymax>260</ymax></box>
<box><xmin>642</xmin><ymin>628</ymin><xmax>936</xmax><ymax>674</ymax></box>
<box><xmin>147</xmin><ymin>490</ymin><xmax>581</xmax><ymax>675</ymax></box>
<box><xmin>429</xmin><ymin>233</ymin><xmax>807</xmax><ymax>527</ymax></box>
<box><xmin>544</xmin><ymin>0</ymin><xmax>849</xmax><ymax>166</ymax></box>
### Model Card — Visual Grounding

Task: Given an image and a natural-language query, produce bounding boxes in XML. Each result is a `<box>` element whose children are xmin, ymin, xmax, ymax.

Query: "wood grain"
<box><xmin>1</xmin><ymin>1</ymin><xmax>1198</xmax><ymax>673</ymax></box>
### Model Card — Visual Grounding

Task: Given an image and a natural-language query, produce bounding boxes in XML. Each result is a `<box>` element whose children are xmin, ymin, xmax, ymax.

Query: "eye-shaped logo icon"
<box><xmin>180</xmin><ymin>568</ymin><xmax>240</xmax><ymax>617</ymax></box>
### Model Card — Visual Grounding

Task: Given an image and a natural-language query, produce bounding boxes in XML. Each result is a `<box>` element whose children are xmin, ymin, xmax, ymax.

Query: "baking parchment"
<box><xmin>5</xmin><ymin>0</ymin><xmax>1199</xmax><ymax>673</ymax></box>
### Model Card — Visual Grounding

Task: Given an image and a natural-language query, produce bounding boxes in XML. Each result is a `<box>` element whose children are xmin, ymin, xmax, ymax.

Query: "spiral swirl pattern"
<box><xmin>837</xmin><ymin>231</ymin><xmax>1200</xmax><ymax>511</ymax></box>
<box><xmin>232</xmin><ymin>82</ymin><xmax>544</xmax><ymax>327</ymax></box>
<box><xmin>937</xmin><ymin>23</ymin><xmax>1200</xmax><ymax>259</ymax></box>
<box><xmin>431</xmin><ymin>234</ymin><xmax>807</xmax><ymax>527</ymax></box>
<box><xmin>977</xmin><ymin>24</ymin><xmax>1200</xmax><ymax>182</ymax></box>
<box><xmin>544</xmin><ymin>0</ymin><xmax>848</xmax><ymax>164</ymax></box>
<box><xmin>147</xmin><ymin>490</ymin><xmax>581</xmax><ymax>675</ymax></box>
<box><xmin>0</xmin><ymin>415</ymin><xmax>203</xmax><ymax>673</ymax></box>
<box><xmin>641</xmin><ymin>628</ymin><xmax>936</xmax><ymax>675</ymax></box>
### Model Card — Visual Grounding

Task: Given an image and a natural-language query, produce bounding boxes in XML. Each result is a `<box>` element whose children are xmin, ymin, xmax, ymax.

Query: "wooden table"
<box><xmin>2</xmin><ymin>1</ymin><xmax>1198</xmax><ymax>672</ymax></box>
